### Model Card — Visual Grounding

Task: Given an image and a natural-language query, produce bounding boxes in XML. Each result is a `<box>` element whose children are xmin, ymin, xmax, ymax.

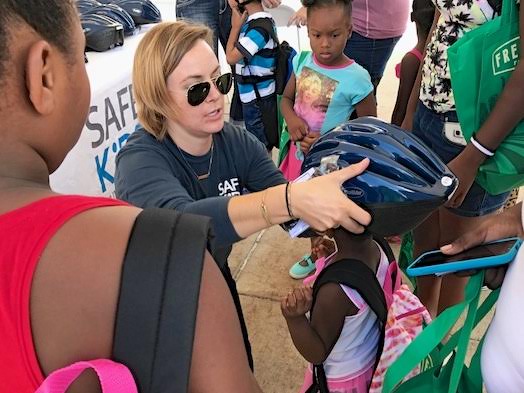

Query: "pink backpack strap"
<box><xmin>35</xmin><ymin>359</ymin><xmax>137</xmax><ymax>393</ymax></box>
<box><xmin>383</xmin><ymin>261</ymin><xmax>402</xmax><ymax>308</ymax></box>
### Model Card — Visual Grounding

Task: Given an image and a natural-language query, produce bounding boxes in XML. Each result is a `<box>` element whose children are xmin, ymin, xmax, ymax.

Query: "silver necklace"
<box><xmin>176</xmin><ymin>140</ymin><xmax>214</xmax><ymax>181</ymax></box>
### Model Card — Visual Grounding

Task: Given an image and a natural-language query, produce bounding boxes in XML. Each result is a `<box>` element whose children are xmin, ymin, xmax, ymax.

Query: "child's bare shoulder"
<box><xmin>315</xmin><ymin>282</ymin><xmax>359</xmax><ymax>316</ymax></box>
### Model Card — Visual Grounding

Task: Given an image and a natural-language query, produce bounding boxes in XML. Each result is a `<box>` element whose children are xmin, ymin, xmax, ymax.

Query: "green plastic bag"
<box><xmin>277</xmin><ymin>97</ymin><xmax>290</xmax><ymax>166</ymax></box>
<box><xmin>448</xmin><ymin>0</ymin><xmax>522</xmax><ymax>195</ymax></box>
<box><xmin>398</xmin><ymin>232</ymin><xmax>416</xmax><ymax>289</ymax></box>
<box><xmin>382</xmin><ymin>272</ymin><xmax>499</xmax><ymax>393</ymax></box>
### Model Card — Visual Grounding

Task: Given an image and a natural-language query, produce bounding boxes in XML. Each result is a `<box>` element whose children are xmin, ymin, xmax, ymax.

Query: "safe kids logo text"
<box><xmin>87</xmin><ymin>84</ymin><xmax>136</xmax><ymax>193</ymax></box>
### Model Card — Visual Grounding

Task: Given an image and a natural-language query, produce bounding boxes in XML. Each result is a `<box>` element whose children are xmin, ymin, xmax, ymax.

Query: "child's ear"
<box><xmin>25</xmin><ymin>40</ymin><xmax>56</xmax><ymax>116</ymax></box>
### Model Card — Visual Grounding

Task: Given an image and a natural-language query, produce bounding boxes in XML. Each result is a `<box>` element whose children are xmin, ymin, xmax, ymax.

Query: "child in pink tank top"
<box><xmin>391</xmin><ymin>0</ymin><xmax>435</xmax><ymax>126</ymax></box>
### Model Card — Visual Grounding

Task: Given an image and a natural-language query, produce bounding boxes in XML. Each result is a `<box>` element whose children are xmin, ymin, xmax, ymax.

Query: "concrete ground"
<box><xmin>223</xmin><ymin>11</ymin><xmax>495</xmax><ymax>392</ymax></box>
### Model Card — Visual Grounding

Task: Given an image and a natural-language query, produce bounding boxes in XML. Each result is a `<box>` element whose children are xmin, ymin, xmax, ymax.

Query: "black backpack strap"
<box><xmin>308</xmin><ymin>258</ymin><xmax>388</xmax><ymax>393</ymax></box>
<box><xmin>236</xmin><ymin>17</ymin><xmax>278</xmax><ymax>87</ymax></box>
<box><xmin>312</xmin><ymin>259</ymin><xmax>387</xmax><ymax>321</ymax></box>
<box><xmin>246</xmin><ymin>17</ymin><xmax>278</xmax><ymax>44</ymax></box>
<box><xmin>112</xmin><ymin>208</ymin><xmax>212</xmax><ymax>393</ymax></box>
<box><xmin>305</xmin><ymin>364</ymin><xmax>330</xmax><ymax>393</ymax></box>
<box><xmin>373</xmin><ymin>235</ymin><xmax>395</xmax><ymax>264</ymax></box>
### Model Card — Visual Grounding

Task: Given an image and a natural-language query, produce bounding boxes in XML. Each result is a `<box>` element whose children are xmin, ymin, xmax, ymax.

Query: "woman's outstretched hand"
<box><xmin>292</xmin><ymin>159</ymin><xmax>372</xmax><ymax>234</ymax></box>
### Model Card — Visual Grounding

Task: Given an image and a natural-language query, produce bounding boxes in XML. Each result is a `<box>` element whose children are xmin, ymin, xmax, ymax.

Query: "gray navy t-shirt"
<box><xmin>115</xmin><ymin>122</ymin><xmax>286</xmax><ymax>266</ymax></box>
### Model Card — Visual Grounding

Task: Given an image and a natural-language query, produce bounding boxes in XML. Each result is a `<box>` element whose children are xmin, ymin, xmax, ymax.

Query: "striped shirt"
<box><xmin>235</xmin><ymin>12</ymin><xmax>277</xmax><ymax>103</ymax></box>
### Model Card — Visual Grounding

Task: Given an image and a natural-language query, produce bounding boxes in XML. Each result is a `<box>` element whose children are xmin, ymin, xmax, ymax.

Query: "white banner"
<box><xmin>50</xmin><ymin>31</ymin><xmax>146</xmax><ymax>197</ymax></box>
<box><xmin>51</xmin><ymin>80</ymin><xmax>138</xmax><ymax>197</ymax></box>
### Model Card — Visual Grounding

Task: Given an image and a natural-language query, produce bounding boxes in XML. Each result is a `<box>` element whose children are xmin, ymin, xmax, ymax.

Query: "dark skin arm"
<box><xmin>391</xmin><ymin>54</ymin><xmax>420</xmax><ymax>126</ymax></box>
<box><xmin>281</xmin><ymin>229</ymin><xmax>380</xmax><ymax>364</ymax></box>
<box><xmin>31</xmin><ymin>205</ymin><xmax>262</xmax><ymax>392</ymax></box>
<box><xmin>355</xmin><ymin>93</ymin><xmax>377</xmax><ymax>118</ymax></box>
<box><xmin>446</xmin><ymin>3</ymin><xmax>524</xmax><ymax>208</ymax></box>
<box><xmin>442</xmin><ymin>202</ymin><xmax>524</xmax><ymax>289</ymax></box>
<box><xmin>401</xmin><ymin>9</ymin><xmax>440</xmax><ymax>131</ymax></box>
<box><xmin>281</xmin><ymin>285</ymin><xmax>357</xmax><ymax>364</ymax></box>
<box><xmin>225</xmin><ymin>2</ymin><xmax>248</xmax><ymax>65</ymax></box>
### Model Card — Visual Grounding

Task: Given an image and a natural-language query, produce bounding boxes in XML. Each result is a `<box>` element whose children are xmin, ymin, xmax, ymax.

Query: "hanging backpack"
<box><xmin>382</xmin><ymin>271</ymin><xmax>498</xmax><ymax>393</ymax></box>
<box><xmin>236</xmin><ymin>17</ymin><xmax>297</xmax><ymax>149</ymax></box>
<box><xmin>306</xmin><ymin>237</ymin><xmax>431</xmax><ymax>393</ymax></box>
<box><xmin>239</xmin><ymin>17</ymin><xmax>297</xmax><ymax>95</ymax></box>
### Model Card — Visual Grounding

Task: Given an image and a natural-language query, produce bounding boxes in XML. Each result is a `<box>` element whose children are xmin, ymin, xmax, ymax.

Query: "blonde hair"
<box><xmin>132</xmin><ymin>21</ymin><xmax>213</xmax><ymax>139</ymax></box>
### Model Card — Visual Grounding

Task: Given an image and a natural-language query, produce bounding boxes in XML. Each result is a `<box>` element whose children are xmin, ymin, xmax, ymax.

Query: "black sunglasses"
<box><xmin>186</xmin><ymin>73</ymin><xmax>233</xmax><ymax>106</ymax></box>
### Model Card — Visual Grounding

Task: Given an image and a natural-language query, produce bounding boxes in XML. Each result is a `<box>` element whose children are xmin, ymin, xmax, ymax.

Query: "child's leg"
<box><xmin>413</xmin><ymin>210</ymin><xmax>441</xmax><ymax>318</ymax></box>
<box><xmin>242</xmin><ymin>100</ymin><xmax>270</xmax><ymax>149</ymax></box>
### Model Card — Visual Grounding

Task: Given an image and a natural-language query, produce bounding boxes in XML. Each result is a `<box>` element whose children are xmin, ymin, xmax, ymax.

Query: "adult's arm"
<box><xmin>391</xmin><ymin>54</ymin><xmax>420</xmax><ymax>126</ymax></box>
<box><xmin>473</xmin><ymin>3</ymin><xmax>524</xmax><ymax>151</ymax></box>
<box><xmin>446</xmin><ymin>4</ymin><xmax>524</xmax><ymax>207</ymax></box>
<box><xmin>262</xmin><ymin>0</ymin><xmax>281</xmax><ymax>8</ymax></box>
<box><xmin>115</xmin><ymin>147</ymin><xmax>241</xmax><ymax>246</ymax></box>
<box><xmin>238</xmin><ymin>127</ymin><xmax>287</xmax><ymax>192</ymax></box>
<box><xmin>441</xmin><ymin>202</ymin><xmax>524</xmax><ymax>289</ymax></box>
<box><xmin>442</xmin><ymin>202</ymin><xmax>524</xmax><ymax>254</ymax></box>
<box><xmin>227</xmin><ymin>159</ymin><xmax>372</xmax><ymax>238</ymax></box>
<box><xmin>287</xmin><ymin>6</ymin><xmax>307</xmax><ymax>27</ymax></box>
<box><xmin>116</xmin><ymin>139</ymin><xmax>372</xmax><ymax>242</ymax></box>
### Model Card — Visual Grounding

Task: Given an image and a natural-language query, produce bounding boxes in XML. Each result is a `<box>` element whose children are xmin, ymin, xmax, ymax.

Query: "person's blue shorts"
<box><xmin>412</xmin><ymin>101</ymin><xmax>509</xmax><ymax>217</ymax></box>
<box><xmin>344</xmin><ymin>31</ymin><xmax>401</xmax><ymax>86</ymax></box>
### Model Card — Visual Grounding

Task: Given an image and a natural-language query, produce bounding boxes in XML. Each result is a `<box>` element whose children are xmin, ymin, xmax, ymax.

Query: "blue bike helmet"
<box><xmin>86</xmin><ymin>4</ymin><xmax>137</xmax><ymax>35</ymax></box>
<box><xmin>301</xmin><ymin>117</ymin><xmax>458</xmax><ymax>237</ymax></box>
<box><xmin>81</xmin><ymin>14</ymin><xmax>125</xmax><ymax>52</ymax></box>
<box><xmin>76</xmin><ymin>0</ymin><xmax>102</xmax><ymax>14</ymax></box>
<box><xmin>113</xmin><ymin>0</ymin><xmax>161</xmax><ymax>25</ymax></box>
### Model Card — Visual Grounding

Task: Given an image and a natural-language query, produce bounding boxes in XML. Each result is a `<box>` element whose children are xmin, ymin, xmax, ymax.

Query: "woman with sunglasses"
<box><xmin>115</xmin><ymin>21</ymin><xmax>372</xmax><ymax>368</ymax></box>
